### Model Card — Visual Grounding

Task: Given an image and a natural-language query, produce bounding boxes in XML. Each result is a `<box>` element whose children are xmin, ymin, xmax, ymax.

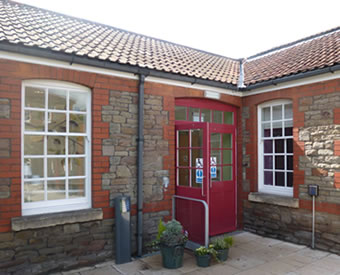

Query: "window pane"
<box><xmin>24</xmin><ymin>158</ymin><xmax>44</xmax><ymax>178</ymax></box>
<box><xmin>192</xmin><ymin>149</ymin><xmax>203</xmax><ymax>168</ymax></box>
<box><xmin>211</xmin><ymin>133</ymin><xmax>220</xmax><ymax>149</ymax></box>
<box><xmin>189</xmin><ymin>107</ymin><xmax>200</xmax><ymax>122</ymax></box>
<box><xmin>69</xmin><ymin>91</ymin><xmax>87</xmax><ymax>111</ymax></box>
<box><xmin>69</xmin><ymin>114</ymin><xmax>86</xmax><ymax>133</ymax></box>
<box><xmin>47</xmin><ymin>136</ymin><xmax>65</xmax><ymax>155</ymax></box>
<box><xmin>69</xmin><ymin>136</ymin><xmax>85</xmax><ymax>154</ymax></box>
<box><xmin>287</xmin><ymin>139</ymin><xmax>293</xmax><ymax>153</ymax></box>
<box><xmin>284</xmin><ymin>120</ymin><xmax>293</xmax><ymax>136</ymax></box>
<box><xmin>212</xmin><ymin>166</ymin><xmax>221</xmax><ymax>182</ymax></box>
<box><xmin>211</xmin><ymin>150</ymin><xmax>221</xmax><ymax>165</ymax></box>
<box><xmin>275</xmin><ymin>172</ymin><xmax>285</xmax><ymax>186</ymax></box>
<box><xmin>25</xmin><ymin>111</ymin><xmax>45</xmax><ymax>132</ymax></box>
<box><xmin>178</xmin><ymin>130</ymin><xmax>189</xmax><ymax>147</ymax></box>
<box><xmin>25</xmin><ymin>87</ymin><xmax>45</xmax><ymax>108</ymax></box>
<box><xmin>287</xmin><ymin>172</ymin><xmax>293</xmax><ymax>187</ymax></box>
<box><xmin>224</xmin><ymin>112</ymin><xmax>233</xmax><ymax>124</ymax></box>
<box><xmin>287</xmin><ymin>156</ymin><xmax>293</xmax><ymax>170</ymax></box>
<box><xmin>213</xmin><ymin>110</ymin><xmax>223</xmax><ymax>123</ymax></box>
<box><xmin>69</xmin><ymin>178</ymin><xmax>85</xmax><ymax>198</ymax></box>
<box><xmin>275</xmin><ymin>156</ymin><xmax>284</xmax><ymax>170</ymax></box>
<box><xmin>284</xmin><ymin>104</ymin><xmax>293</xmax><ymax>119</ymax></box>
<box><xmin>223</xmin><ymin>150</ymin><xmax>232</xmax><ymax>164</ymax></box>
<box><xmin>178</xmin><ymin>169</ymin><xmax>189</xmax><ymax>186</ymax></box>
<box><xmin>47</xmin><ymin>180</ymin><xmax>65</xmax><ymax>200</ymax></box>
<box><xmin>222</xmin><ymin>133</ymin><xmax>232</xmax><ymax>148</ymax></box>
<box><xmin>48</xmin><ymin>89</ymin><xmax>66</xmax><ymax>110</ymax></box>
<box><xmin>275</xmin><ymin>139</ymin><xmax>284</xmax><ymax>153</ymax></box>
<box><xmin>273</xmin><ymin>105</ymin><xmax>282</xmax><ymax>120</ymax></box>
<box><xmin>222</xmin><ymin>166</ymin><xmax>232</xmax><ymax>181</ymax></box>
<box><xmin>262</xmin><ymin>123</ymin><xmax>271</xmax><ymax>137</ymax></box>
<box><xmin>24</xmin><ymin>181</ymin><xmax>44</xmax><ymax>202</ymax></box>
<box><xmin>264</xmin><ymin>140</ymin><xmax>273</xmax><ymax>153</ymax></box>
<box><xmin>201</xmin><ymin>109</ymin><xmax>211</xmax><ymax>122</ymax></box>
<box><xmin>262</xmin><ymin>107</ymin><xmax>270</xmax><ymax>121</ymax></box>
<box><xmin>191</xmin><ymin>129</ymin><xmax>202</xmax><ymax>147</ymax></box>
<box><xmin>264</xmin><ymin>156</ymin><xmax>273</xmax><ymax>169</ymax></box>
<box><xmin>48</xmin><ymin>158</ymin><xmax>65</xmax><ymax>177</ymax></box>
<box><xmin>24</xmin><ymin>135</ymin><xmax>44</xmax><ymax>155</ymax></box>
<box><xmin>175</xmin><ymin>106</ymin><xmax>187</xmax><ymax>121</ymax></box>
<box><xmin>69</xmin><ymin>158</ymin><xmax>85</xmax><ymax>176</ymax></box>
<box><xmin>273</xmin><ymin>121</ymin><xmax>282</xmax><ymax>137</ymax></box>
<box><xmin>48</xmin><ymin>112</ymin><xmax>66</xmax><ymax>132</ymax></box>
<box><xmin>264</xmin><ymin>171</ymin><xmax>273</xmax><ymax>185</ymax></box>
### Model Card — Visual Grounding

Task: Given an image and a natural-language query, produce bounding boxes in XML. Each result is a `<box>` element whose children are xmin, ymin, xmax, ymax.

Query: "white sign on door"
<box><xmin>196</xmin><ymin>158</ymin><xmax>203</xmax><ymax>169</ymax></box>
<box><xmin>210</xmin><ymin>157</ymin><xmax>217</xmax><ymax>178</ymax></box>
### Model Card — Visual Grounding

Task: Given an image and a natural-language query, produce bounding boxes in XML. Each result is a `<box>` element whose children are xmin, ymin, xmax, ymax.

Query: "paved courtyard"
<box><xmin>54</xmin><ymin>231</ymin><xmax>340</xmax><ymax>275</ymax></box>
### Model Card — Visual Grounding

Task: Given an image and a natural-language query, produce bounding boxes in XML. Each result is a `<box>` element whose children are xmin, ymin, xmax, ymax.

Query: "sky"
<box><xmin>17</xmin><ymin>0</ymin><xmax>340</xmax><ymax>59</ymax></box>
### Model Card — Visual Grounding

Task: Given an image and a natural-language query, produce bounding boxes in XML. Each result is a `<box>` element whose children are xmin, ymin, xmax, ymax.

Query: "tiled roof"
<box><xmin>0</xmin><ymin>1</ymin><xmax>339</xmax><ymax>88</ymax></box>
<box><xmin>244</xmin><ymin>28</ymin><xmax>340</xmax><ymax>85</ymax></box>
<box><xmin>0</xmin><ymin>0</ymin><xmax>240</xmax><ymax>85</ymax></box>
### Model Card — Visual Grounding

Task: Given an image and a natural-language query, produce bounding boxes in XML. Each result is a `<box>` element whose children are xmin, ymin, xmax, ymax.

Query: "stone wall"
<box><xmin>0</xmin><ymin>219</ymin><xmax>113</xmax><ymax>274</ymax></box>
<box><xmin>244</xmin><ymin>201</ymin><xmax>340</xmax><ymax>254</ymax></box>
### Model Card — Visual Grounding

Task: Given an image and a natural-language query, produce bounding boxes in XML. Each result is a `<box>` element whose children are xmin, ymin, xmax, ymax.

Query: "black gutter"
<box><xmin>0</xmin><ymin>42</ymin><xmax>239</xmax><ymax>91</ymax></box>
<box><xmin>244</xmin><ymin>64</ymin><xmax>340</xmax><ymax>90</ymax></box>
<box><xmin>137</xmin><ymin>74</ymin><xmax>145</xmax><ymax>257</ymax></box>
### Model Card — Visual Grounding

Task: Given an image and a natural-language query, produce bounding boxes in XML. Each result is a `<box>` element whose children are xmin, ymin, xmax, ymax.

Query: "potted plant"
<box><xmin>194</xmin><ymin>245</ymin><xmax>217</xmax><ymax>267</ymax></box>
<box><xmin>156</xmin><ymin>219</ymin><xmax>188</xmax><ymax>269</ymax></box>
<box><xmin>211</xmin><ymin>236</ymin><xmax>234</xmax><ymax>262</ymax></box>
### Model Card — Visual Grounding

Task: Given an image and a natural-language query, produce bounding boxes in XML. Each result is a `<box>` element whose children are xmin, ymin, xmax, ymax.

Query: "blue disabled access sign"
<box><xmin>196</xmin><ymin>169</ymin><xmax>203</xmax><ymax>184</ymax></box>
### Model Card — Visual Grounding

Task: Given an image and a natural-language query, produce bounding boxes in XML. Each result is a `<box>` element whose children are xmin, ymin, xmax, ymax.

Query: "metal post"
<box><xmin>312</xmin><ymin>195</ymin><xmax>315</xmax><ymax>249</ymax></box>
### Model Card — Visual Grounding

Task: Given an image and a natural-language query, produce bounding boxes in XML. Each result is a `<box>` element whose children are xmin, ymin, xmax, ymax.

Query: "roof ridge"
<box><xmin>246</xmin><ymin>26</ymin><xmax>340</xmax><ymax>61</ymax></box>
<box><xmin>7</xmin><ymin>0</ymin><xmax>239</xmax><ymax>62</ymax></box>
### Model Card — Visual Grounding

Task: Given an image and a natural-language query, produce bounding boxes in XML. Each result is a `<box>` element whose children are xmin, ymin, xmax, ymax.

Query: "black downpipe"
<box><xmin>137</xmin><ymin>74</ymin><xmax>145</xmax><ymax>257</ymax></box>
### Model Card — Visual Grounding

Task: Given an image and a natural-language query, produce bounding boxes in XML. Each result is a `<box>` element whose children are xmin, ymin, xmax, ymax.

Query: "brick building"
<box><xmin>0</xmin><ymin>1</ymin><xmax>339</xmax><ymax>274</ymax></box>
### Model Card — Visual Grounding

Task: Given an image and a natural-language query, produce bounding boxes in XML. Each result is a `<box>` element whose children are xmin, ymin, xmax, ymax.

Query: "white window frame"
<box><xmin>22</xmin><ymin>80</ymin><xmax>91</xmax><ymax>215</ymax></box>
<box><xmin>258</xmin><ymin>99</ymin><xmax>293</xmax><ymax>196</ymax></box>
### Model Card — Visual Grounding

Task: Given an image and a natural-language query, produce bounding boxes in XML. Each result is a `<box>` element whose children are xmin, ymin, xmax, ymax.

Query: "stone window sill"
<box><xmin>11</xmin><ymin>208</ymin><xmax>103</xmax><ymax>231</ymax></box>
<box><xmin>248</xmin><ymin>192</ymin><xmax>299</xmax><ymax>208</ymax></box>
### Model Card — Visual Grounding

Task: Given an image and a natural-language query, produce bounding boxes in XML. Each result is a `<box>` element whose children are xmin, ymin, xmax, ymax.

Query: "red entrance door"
<box><xmin>175</xmin><ymin>99</ymin><xmax>237</xmax><ymax>243</ymax></box>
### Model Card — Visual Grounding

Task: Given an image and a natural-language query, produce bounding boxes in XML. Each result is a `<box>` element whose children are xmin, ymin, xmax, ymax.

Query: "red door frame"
<box><xmin>175</xmin><ymin>98</ymin><xmax>238</xmax><ymax>237</ymax></box>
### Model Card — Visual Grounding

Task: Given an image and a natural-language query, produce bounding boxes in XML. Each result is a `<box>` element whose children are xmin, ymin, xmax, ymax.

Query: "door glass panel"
<box><xmin>222</xmin><ymin>133</ymin><xmax>232</xmax><ymax>148</ymax></box>
<box><xmin>210</xmin><ymin>133</ymin><xmax>220</xmax><ymax>149</ymax></box>
<box><xmin>273</xmin><ymin>105</ymin><xmax>282</xmax><ymax>120</ymax></box>
<box><xmin>48</xmin><ymin>158</ymin><xmax>65</xmax><ymax>177</ymax></box>
<box><xmin>212</xmin><ymin>166</ymin><xmax>221</xmax><ymax>182</ymax></box>
<box><xmin>223</xmin><ymin>150</ymin><xmax>232</xmax><ymax>164</ymax></box>
<box><xmin>192</xmin><ymin>169</ymin><xmax>202</xmax><ymax>188</ymax></box>
<box><xmin>48</xmin><ymin>89</ymin><xmax>66</xmax><ymax>110</ymax></box>
<box><xmin>24</xmin><ymin>135</ymin><xmax>44</xmax><ymax>155</ymax></box>
<box><xmin>191</xmin><ymin>129</ymin><xmax>202</xmax><ymax>147</ymax></box>
<box><xmin>189</xmin><ymin>107</ymin><xmax>200</xmax><ymax>122</ymax></box>
<box><xmin>213</xmin><ymin>110</ymin><xmax>223</xmax><ymax>124</ymax></box>
<box><xmin>178</xmin><ymin>130</ymin><xmax>189</xmax><ymax>147</ymax></box>
<box><xmin>211</xmin><ymin>150</ymin><xmax>220</xmax><ymax>165</ymax></box>
<box><xmin>201</xmin><ymin>109</ymin><xmax>211</xmax><ymax>122</ymax></box>
<box><xmin>24</xmin><ymin>158</ymin><xmax>44</xmax><ymax>178</ymax></box>
<box><xmin>224</xmin><ymin>112</ymin><xmax>233</xmax><ymax>124</ymax></box>
<box><xmin>175</xmin><ymin>106</ymin><xmax>187</xmax><ymax>120</ymax></box>
<box><xmin>25</xmin><ymin>111</ymin><xmax>45</xmax><ymax>132</ymax></box>
<box><xmin>48</xmin><ymin>112</ymin><xmax>66</xmax><ymax>132</ymax></box>
<box><xmin>47</xmin><ymin>136</ymin><xmax>65</xmax><ymax>155</ymax></box>
<box><xmin>222</xmin><ymin>166</ymin><xmax>232</xmax><ymax>181</ymax></box>
<box><xmin>24</xmin><ymin>181</ymin><xmax>44</xmax><ymax>202</ymax></box>
<box><xmin>25</xmin><ymin>87</ymin><xmax>45</xmax><ymax>108</ymax></box>
<box><xmin>191</xmin><ymin>149</ymin><xmax>203</xmax><ymax>167</ymax></box>
<box><xmin>178</xmin><ymin>149</ymin><xmax>189</xmax><ymax>166</ymax></box>
<box><xmin>178</xmin><ymin>169</ymin><xmax>189</xmax><ymax>186</ymax></box>
<box><xmin>69</xmin><ymin>91</ymin><xmax>87</xmax><ymax>111</ymax></box>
